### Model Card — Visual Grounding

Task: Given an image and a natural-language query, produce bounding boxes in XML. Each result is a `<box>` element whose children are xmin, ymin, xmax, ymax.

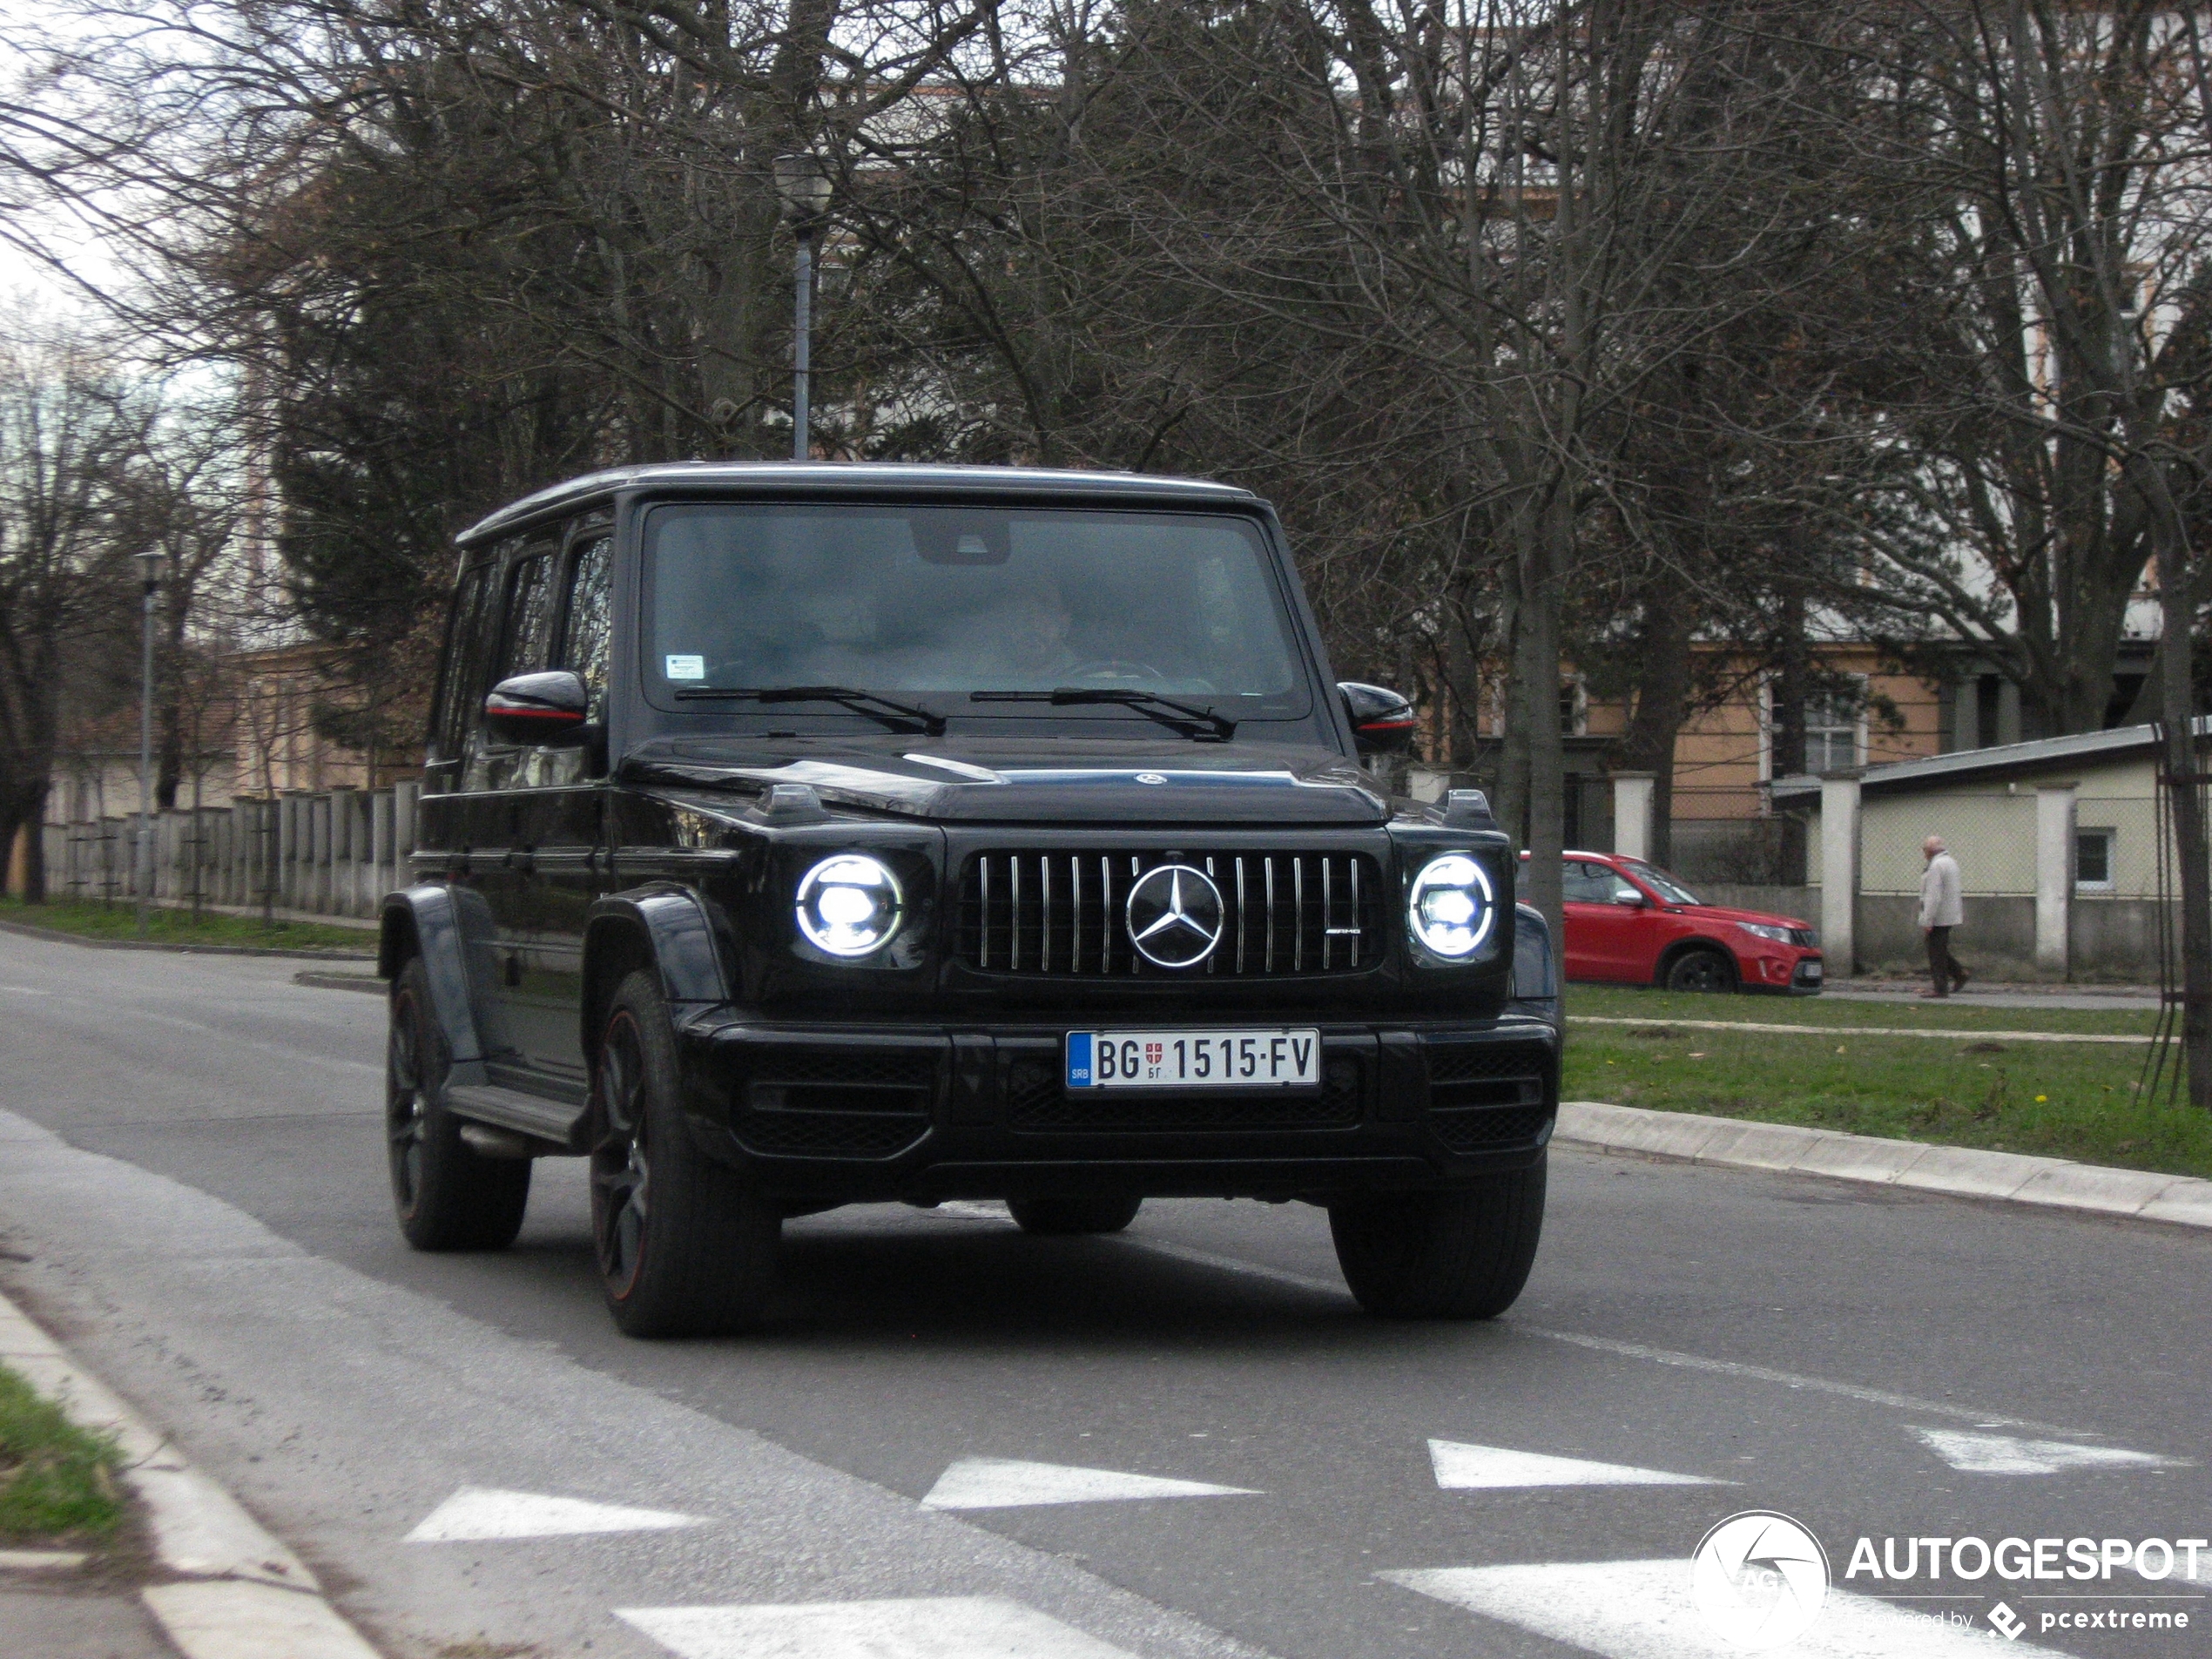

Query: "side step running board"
<box><xmin>448</xmin><ymin>1082</ymin><xmax>587</xmax><ymax>1155</ymax></box>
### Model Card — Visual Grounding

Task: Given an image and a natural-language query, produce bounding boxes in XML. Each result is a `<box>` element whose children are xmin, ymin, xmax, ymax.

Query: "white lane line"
<box><xmin>1570</xmin><ymin>1015</ymin><xmax>2152</xmax><ymax>1045</ymax></box>
<box><xmin>403</xmin><ymin>1487</ymin><xmax>705</xmax><ymax>1543</ymax></box>
<box><xmin>1383</xmin><ymin>1561</ymin><xmax>2070</xmax><ymax>1657</ymax></box>
<box><xmin>1113</xmin><ymin>1236</ymin><xmax>2089</xmax><ymax>1436</ymax></box>
<box><xmin>921</xmin><ymin>1457</ymin><xmax>1259</xmax><ymax>1510</ymax></box>
<box><xmin>617</xmin><ymin>1596</ymin><xmax>1137</xmax><ymax>1659</ymax></box>
<box><xmin>0</xmin><ymin>984</ymin><xmax>52</xmax><ymax>996</ymax></box>
<box><xmin>1911</xmin><ymin>1426</ymin><xmax>2188</xmax><ymax>1476</ymax></box>
<box><xmin>1428</xmin><ymin>1439</ymin><xmax>1728</xmax><ymax>1490</ymax></box>
<box><xmin>1518</xmin><ymin>1326</ymin><xmax>2087</xmax><ymax>1438</ymax></box>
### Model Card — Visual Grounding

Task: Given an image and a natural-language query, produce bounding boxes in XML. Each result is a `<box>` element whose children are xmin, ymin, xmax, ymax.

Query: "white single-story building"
<box><xmin>1765</xmin><ymin>720</ymin><xmax>2200</xmax><ymax>981</ymax></box>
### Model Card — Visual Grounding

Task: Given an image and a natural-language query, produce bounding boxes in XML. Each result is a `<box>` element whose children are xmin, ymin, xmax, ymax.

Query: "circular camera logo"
<box><xmin>1690</xmin><ymin>1511</ymin><xmax>1830</xmax><ymax>1651</ymax></box>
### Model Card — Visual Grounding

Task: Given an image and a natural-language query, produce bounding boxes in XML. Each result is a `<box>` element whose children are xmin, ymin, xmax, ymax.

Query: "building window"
<box><xmin>2075</xmin><ymin>828</ymin><xmax>2114</xmax><ymax>892</ymax></box>
<box><xmin>1804</xmin><ymin>690</ymin><xmax>1860</xmax><ymax>774</ymax></box>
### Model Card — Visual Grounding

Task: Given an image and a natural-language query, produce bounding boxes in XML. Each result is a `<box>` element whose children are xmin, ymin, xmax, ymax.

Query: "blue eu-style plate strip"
<box><xmin>1066</xmin><ymin>1032</ymin><xmax>1095</xmax><ymax>1089</ymax></box>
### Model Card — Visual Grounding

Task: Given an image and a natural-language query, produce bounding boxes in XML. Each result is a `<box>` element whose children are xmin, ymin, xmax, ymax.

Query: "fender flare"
<box><xmin>581</xmin><ymin>884</ymin><xmax>735</xmax><ymax>1057</ymax></box>
<box><xmin>380</xmin><ymin>886</ymin><xmax>491</xmax><ymax>1087</ymax></box>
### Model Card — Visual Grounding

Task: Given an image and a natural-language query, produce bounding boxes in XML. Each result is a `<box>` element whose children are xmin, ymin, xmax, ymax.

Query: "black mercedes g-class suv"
<box><xmin>380</xmin><ymin>462</ymin><xmax>1559</xmax><ymax>1337</ymax></box>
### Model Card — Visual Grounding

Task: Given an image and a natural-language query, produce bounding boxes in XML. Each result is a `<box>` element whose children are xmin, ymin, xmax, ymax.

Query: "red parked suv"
<box><xmin>1554</xmin><ymin>852</ymin><xmax>1823</xmax><ymax>994</ymax></box>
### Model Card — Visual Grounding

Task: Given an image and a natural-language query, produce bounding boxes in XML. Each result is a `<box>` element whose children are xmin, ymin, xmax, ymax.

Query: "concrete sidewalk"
<box><xmin>1824</xmin><ymin>978</ymin><xmax>2161</xmax><ymax>1010</ymax></box>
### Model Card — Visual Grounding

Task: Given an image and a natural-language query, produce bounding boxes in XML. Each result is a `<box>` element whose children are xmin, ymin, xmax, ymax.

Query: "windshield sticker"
<box><xmin>664</xmin><ymin>654</ymin><xmax>705</xmax><ymax>681</ymax></box>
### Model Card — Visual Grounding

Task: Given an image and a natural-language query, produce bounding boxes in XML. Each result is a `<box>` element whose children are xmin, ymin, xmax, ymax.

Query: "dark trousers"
<box><xmin>1926</xmin><ymin>925</ymin><xmax>1965</xmax><ymax>993</ymax></box>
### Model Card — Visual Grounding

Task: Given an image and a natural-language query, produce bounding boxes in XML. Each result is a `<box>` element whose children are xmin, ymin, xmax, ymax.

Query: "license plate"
<box><xmin>1067</xmin><ymin>1029</ymin><xmax>1322</xmax><ymax>1089</ymax></box>
<box><xmin>1802</xmin><ymin>961</ymin><xmax>1824</xmax><ymax>981</ymax></box>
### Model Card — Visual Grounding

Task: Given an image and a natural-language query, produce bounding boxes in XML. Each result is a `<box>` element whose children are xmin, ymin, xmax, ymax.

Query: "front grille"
<box><xmin>959</xmin><ymin>849</ymin><xmax>1384</xmax><ymax>977</ymax></box>
<box><xmin>1790</xmin><ymin>927</ymin><xmax>1818</xmax><ymax>948</ymax></box>
<box><xmin>733</xmin><ymin>1049</ymin><xmax>935</xmax><ymax>1159</ymax></box>
<box><xmin>1004</xmin><ymin>1053</ymin><xmax>1365</xmax><ymax>1131</ymax></box>
<box><xmin>1432</xmin><ymin>1104</ymin><xmax>1553</xmax><ymax>1151</ymax></box>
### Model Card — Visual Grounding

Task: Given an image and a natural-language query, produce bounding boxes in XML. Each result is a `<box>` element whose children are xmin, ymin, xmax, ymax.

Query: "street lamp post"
<box><xmin>132</xmin><ymin>548</ymin><xmax>166</xmax><ymax>937</ymax></box>
<box><xmin>772</xmin><ymin>152</ymin><xmax>833</xmax><ymax>462</ymax></box>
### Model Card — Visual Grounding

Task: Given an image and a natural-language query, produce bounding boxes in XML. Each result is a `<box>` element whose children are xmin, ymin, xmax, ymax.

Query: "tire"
<box><xmin>386</xmin><ymin>956</ymin><xmax>531</xmax><ymax>1251</ymax></box>
<box><xmin>590</xmin><ymin>969</ymin><xmax>780</xmax><ymax>1338</ymax></box>
<box><xmin>1008</xmin><ymin>1196</ymin><xmax>1143</xmax><ymax>1236</ymax></box>
<box><xmin>1328</xmin><ymin>1156</ymin><xmax>1547</xmax><ymax>1318</ymax></box>
<box><xmin>1664</xmin><ymin>948</ymin><xmax>1738</xmax><ymax>994</ymax></box>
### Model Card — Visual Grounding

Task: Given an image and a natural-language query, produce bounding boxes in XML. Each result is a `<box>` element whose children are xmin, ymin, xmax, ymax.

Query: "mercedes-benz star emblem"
<box><xmin>1125</xmin><ymin>864</ymin><xmax>1224</xmax><ymax>969</ymax></box>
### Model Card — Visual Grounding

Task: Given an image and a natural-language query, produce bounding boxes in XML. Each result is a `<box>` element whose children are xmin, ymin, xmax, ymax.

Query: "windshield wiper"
<box><xmin>970</xmin><ymin>687</ymin><xmax>1236</xmax><ymax>739</ymax></box>
<box><xmin>673</xmin><ymin>685</ymin><xmax>945</xmax><ymax>735</ymax></box>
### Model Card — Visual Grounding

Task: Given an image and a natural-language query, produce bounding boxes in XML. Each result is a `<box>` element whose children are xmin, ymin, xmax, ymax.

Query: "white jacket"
<box><xmin>1919</xmin><ymin>853</ymin><xmax>1964</xmax><ymax>929</ymax></box>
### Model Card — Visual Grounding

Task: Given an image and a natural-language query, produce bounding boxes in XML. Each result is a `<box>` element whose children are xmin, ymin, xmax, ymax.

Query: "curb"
<box><xmin>0</xmin><ymin>916</ymin><xmax>373</xmax><ymax>963</ymax></box>
<box><xmin>1556</xmin><ymin>1101</ymin><xmax>2212</xmax><ymax>1229</ymax></box>
<box><xmin>0</xmin><ymin>1286</ymin><xmax>382</xmax><ymax>1658</ymax></box>
<box><xmin>292</xmin><ymin>972</ymin><xmax>385</xmax><ymax>995</ymax></box>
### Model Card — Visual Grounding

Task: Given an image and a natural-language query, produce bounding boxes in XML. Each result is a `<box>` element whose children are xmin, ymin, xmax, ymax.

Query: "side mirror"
<box><xmin>484</xmin><ymin>671</ymin><xmax>590</xmax><ymax>746</ymax></box>
<box><xmin>1339</xmin><ymin>681</ymin><xmax>1419</xmax><ymax>756</ymax></box>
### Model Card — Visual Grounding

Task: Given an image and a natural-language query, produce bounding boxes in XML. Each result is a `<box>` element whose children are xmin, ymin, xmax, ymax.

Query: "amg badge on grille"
<box><xmin>1125</xmin><ymin>864</ymin><xmax>1225</xmax><ymax>968</ymax></box>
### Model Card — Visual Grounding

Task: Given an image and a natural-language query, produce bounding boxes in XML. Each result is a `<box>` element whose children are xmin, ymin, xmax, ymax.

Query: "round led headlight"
<box><xmin>795</xmin><ymin>854</ymin><xmax>904</xmax><ymax>957</ymax></box>
<box><xmin>1407</xmin><ymin>853</ymin><xmax>1496</xmax><ymax>960</ymax></box>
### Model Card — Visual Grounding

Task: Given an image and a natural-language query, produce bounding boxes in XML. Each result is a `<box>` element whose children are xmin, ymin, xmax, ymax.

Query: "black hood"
<box><xmin>620</xmin><ymin>734</ymin><xmax>1391</xmax><ymax>826</ymax></box>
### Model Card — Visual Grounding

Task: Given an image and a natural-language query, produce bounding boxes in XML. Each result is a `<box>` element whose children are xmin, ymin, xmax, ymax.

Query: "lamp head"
<box><xmin>133</xmin><ymin>548</ymin><xmax>168</xmax><ymax>587</ymax></box>
<box><xmin>772</xmin><ymin>152</ymin><xmax>834</xmax><ymax>223</ymax></box>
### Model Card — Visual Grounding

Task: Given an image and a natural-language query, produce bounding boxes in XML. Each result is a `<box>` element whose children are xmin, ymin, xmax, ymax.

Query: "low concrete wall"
<box><xmin>1849</xmin><ymin>893</ymin><xmax>2163</xmax><ymax>981</ymax></box>
<box><xmin>37</xmin><ymin>783</ymin><xmax>420</xmax><ymax>921</ymax></box>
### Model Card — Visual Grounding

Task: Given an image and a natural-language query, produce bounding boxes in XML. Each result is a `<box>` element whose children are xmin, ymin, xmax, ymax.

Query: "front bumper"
<box><xmin>1740</xmin><ymin>947</ymin><xmax>1824</xmax><ymax>995</ymax></box>
<box><xmin>674</xmin><ymin>1014</ymin><xmax>1559</xmax><ymax>1203</ymax></box>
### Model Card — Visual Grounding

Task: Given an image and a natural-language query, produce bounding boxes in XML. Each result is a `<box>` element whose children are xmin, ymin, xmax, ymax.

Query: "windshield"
<box><xmin>641</xmin><ymin>504</ymin><xmax>1308</xmax><ymax>721</ymax></box>
<box><xmin>1620</xmin><ymin>859</ymin><xmax>1703</xmax><ymax>906</ymax></box>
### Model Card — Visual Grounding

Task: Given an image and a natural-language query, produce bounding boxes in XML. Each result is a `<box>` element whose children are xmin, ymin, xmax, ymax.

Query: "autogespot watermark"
<box><xmin>1689</xmin><ymin>1518</ymin><xmax>2207</xmax><ymax>1648</ymax></box>
<box><xmin>1691</xmin><ymin>1511</ymin><xmax>1831</xmax><ymax>1650</ymax></box>
<box><xmin>1848</xmin><ymin>1533</ymin><xmax>2205</xmax><ymax>1641</ymax></box>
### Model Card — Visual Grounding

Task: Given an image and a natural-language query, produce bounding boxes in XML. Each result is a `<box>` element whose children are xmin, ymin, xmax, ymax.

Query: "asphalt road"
<box><xmin>2</xmin><ymin>930</ymin><xmax>2209</xmax><ymax>1659</ymax></box>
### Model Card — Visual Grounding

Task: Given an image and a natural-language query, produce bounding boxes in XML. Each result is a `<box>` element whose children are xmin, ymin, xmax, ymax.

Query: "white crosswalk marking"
<box><xmin>617</xmin><ymin>1596</ymin><xmax>1139</xmax><ymax>1658</ymax></box>
<box><xmin>402</xmin><ymin>1487</ymin><xmax>705</xmax><ymax>1543</ymax></box>
<box><xmin>1911</xmin><ymin>1427</ymin><xmax>2185</xmax><ymax>1476</ymax></box>
<box><xmin>921</xmin><ymin>1457</ymin><xmax>1258</xmax><ymax>1510</ymax></box>
<box><xmin>1384</xmin><ymin>1561</ymin><xmax>2070</xmax><ymax>1656</ymax></box>
<box><xmin>1427</xmin><ymin>1439</ymin><xmax>1727</xmax><ymax>1490</ymax></box>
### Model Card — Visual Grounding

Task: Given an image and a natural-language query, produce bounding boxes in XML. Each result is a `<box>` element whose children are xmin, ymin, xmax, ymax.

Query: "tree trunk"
<box><xmin>1620</xmin><ymin>590</ymin><xmax>1696</xmax><ymax>867</ymax></box>
<box><xmin>2156</xmin><ymin>529</ymin><xmax>2212</xmax><ymax>1108</ymax></box>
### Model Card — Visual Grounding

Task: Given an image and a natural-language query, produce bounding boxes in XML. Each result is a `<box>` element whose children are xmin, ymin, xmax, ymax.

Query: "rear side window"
<box><xmin>430</xmin><ymin>563</ymin><xmax>494</xmax><ymax>768</ymax></box>
<box><xmin>560</xmin><ymin>535</ymin><xmax>614</xmax><ymax>718</ymax></box>
<box><xmin>496</xmin><ymin>547</ymin><xmax>558</xmax><ymax>682</ymax></box>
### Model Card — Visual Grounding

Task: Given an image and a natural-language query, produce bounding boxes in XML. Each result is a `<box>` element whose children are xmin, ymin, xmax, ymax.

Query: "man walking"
<box><xmin>1919</xmin><ymin>834</ymin><xmax>1969</xmax><ymax>998</ymax></box>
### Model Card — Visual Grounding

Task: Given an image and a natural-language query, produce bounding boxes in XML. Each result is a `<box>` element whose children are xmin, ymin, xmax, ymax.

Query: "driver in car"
<box><xmin>989</xmin><ymin>578</ymin><xmax>1082</xmax><ymax>683</ymax></box>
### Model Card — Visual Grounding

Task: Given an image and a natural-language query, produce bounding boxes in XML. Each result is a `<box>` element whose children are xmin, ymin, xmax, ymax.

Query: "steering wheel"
<box><xmin>1068</xmin><ymin>659</ymin><xmax>1165</xmax><ymax>685</ymax></box>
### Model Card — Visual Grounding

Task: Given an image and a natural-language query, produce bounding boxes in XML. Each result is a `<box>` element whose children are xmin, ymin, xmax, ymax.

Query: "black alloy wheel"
<box><xmin>589</xmin><ymin>970</ymin><xmax>780</xmax><ymax>1338</ymax></box>
<box><xmin>386</xmin><ymin>956</ymin><xmax>530</xmax><ymax>1251</ymax></box>
<box><xmin>1665</xmin><ymin>948</ymin><xmax>1738</xmax><ymax>995</ymax></box>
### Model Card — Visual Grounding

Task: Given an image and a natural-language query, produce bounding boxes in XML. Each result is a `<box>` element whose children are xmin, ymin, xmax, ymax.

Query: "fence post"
<box><xmin>370</xmin><ymin>790</ymin><xmax>395</xmax><ymax>909</ymax></box>
<box><xmin>1819</xmin><ymin>771</ymin><xmax>1862</xmax><ymax>977</ymax></box>
<box><xmin>2035</xmin><ymin>784</ymin><xmax>2077</xmax><ymax>977</ymax></box>
<box><xmin>279</xmin><ymin>792</ymin><xmax>305</xmax><ymax>910</ymax></box>
<box><xmin>329</xmin><ymin>786</ymin><xmax>357</xmax><ymax>916</ymax></box>
<box><xmin>1610</xmin><ymin>772</ymin><xmax>1654</xmax><ymax>862</ymax></box>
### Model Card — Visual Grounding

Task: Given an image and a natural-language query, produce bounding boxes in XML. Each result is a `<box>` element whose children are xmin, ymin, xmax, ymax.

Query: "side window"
<box><xmin>560</xmin><ymin>536</ymin><xmax>613</xmax><ymax>718</ymax></box>
<box><xmin>1561</xmin><ymin>860</ymin><xmax>1602</xmax><ymax>904</ymax></box>
<box><xmin>432</xmin><ymin>563</ymin><xmax>493</xmax><ymax>772</ymax></box>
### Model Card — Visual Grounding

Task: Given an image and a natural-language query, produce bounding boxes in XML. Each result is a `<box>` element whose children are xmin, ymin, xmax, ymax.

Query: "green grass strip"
<box><xmin>1</xmin><ymin>896</ymin><xmax>372</xmax><ymax>954</ymax></box>
<box><xmin>0</xmin><ymin>1364</ymin><xmax>125</xmax><ymax>1542</ymax></box>
<box><xmin>1564</xmin><ymin>1022</ymin><xmax>2212</xmax><ymax>1179</ymax></box>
